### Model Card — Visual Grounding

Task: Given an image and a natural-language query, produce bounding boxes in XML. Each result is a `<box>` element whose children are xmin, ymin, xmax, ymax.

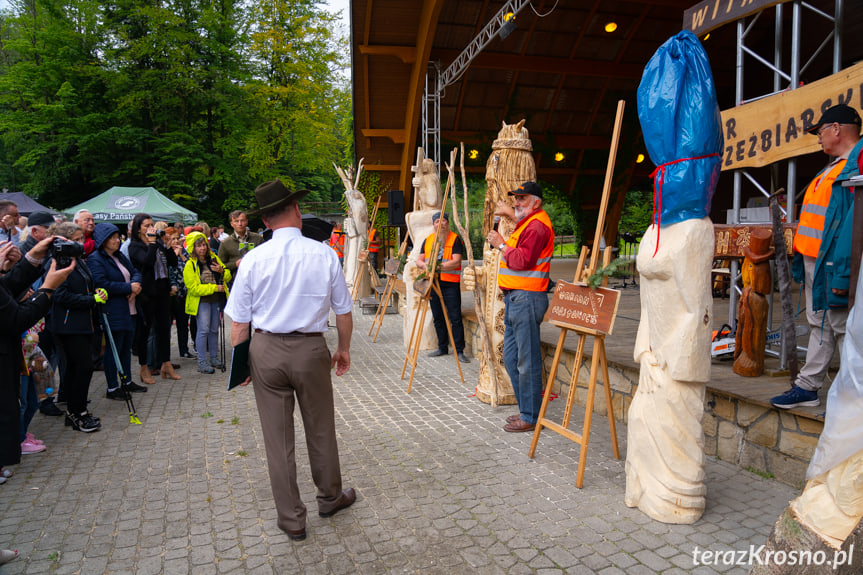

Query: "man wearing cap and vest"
<box><xmin>484</xmin><ymin>181</ymin><xmax>554</xmax><ymax>433</ymax></box>
<box><xmin>329</xmin><ymin>224</ymin><xmax>345</xmax><ymax>266</ymax></box>
<box><xmin>367</xmin><ymin>227</ymin><xmax>381</xmax><ymax>271</ymax></box>
<box><xmin>415</xmin><ymin>212</ymin><xmax>469</xmax><ymax>363</ymax></box>
<box><xmin>771</xmin><ymin>104</ymin><xmax>862</xmax><ymax>409</ymax></box>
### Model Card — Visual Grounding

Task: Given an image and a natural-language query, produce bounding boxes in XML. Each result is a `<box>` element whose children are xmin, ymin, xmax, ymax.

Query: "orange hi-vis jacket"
<box><xmin>330</xmin><ymin>231</ymin><xmax>345</xmax><ymax>257</ymax></box>
<box><xmin>793</xmin><ymin>159</ymin><xmax>846</xmax><ymax>258</ymax></box>
<box><xmin>498</xmin><ymin>210</ymin><xmax>554</xmax><ymax>291</ymax></box>
<box><xmin>367</xmin><ymin>228</ymin><xmax>380</xmax><ymax>253</ymax></box>
<box><xmin>424</xmin><ymin>231</ymin><xmax>462</xmax><ymax>283</ymax></box>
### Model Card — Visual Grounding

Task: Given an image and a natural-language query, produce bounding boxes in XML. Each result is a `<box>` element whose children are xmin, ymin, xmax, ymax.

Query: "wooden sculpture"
<box><xmin>733</xmin><ymin>227</ymin><xmax>774</xmax><ymax>377</ymax></box>
<box><xmin>472</xmin><ymin>120</ymin><xmax>537</xmax><ymax>406</ymax></box>
<box><xmin>625</xmin><ymin>217</ymin><xmax>714</xmax><ymax>524</ymax></box>
<box><xmin>403</xmin><ymin>150</ymin><xmax>443</xmax><ymax>350</ymax></box>
<box><xmin>334</xmin><ymin>161</ymin><xmax>370</xmax><ymax>297</ymax></box>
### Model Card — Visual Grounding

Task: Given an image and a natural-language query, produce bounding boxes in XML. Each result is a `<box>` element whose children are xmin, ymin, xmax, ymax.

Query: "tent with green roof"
<box><xmin>64</xmin><ymin>186</ymin><xmax>197</xmax><ymax>224</ymax></box>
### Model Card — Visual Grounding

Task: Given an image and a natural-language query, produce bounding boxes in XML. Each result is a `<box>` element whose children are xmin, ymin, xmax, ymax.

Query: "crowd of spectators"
<box><xmin>0</xmin><ymin>200</ymin><xmax>245</xmax><ymax>494</ymax></box>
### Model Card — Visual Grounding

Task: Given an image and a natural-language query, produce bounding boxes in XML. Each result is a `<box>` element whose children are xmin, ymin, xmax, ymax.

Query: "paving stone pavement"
<box><xmin>0</xmin><ymin>307</ymin><xmax>801</xmax><ymax>574</ymax></box>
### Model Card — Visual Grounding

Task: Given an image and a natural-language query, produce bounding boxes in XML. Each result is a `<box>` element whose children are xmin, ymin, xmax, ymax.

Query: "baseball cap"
<box><xmin>28</xmin><ymin>211</ymin><xmax>55</xmax><ymax>228</ymax></box>
<box><xmin>806</xmin><ymin>104</ymin><xmax>862</xmax><ymax>135</ymax></box>
<box><xmin>508</xmin><ymin>181</ymin><xmax>543</xmax><ymax>200</ymax></box>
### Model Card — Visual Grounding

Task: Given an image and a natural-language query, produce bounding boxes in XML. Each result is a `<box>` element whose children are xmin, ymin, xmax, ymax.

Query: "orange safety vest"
<box><xmin>793</xmin><ymin>159</ymin><xmax>846</xmax><ymax>258</ymax></box>
<box><xmin>367</xmin><ymin>228</ymin><xmax>380</xmax><ymax>253</ymax></box>
<box><xmin>498</xmin><ymin>210</ymin><xmax>555</xmax><ymax>292</ymax></box>
<box><xmin>330</xmin><ymin>231</ymin><xmax>345</xmax><ymax>257</ymax></box>
<box><xmin>424</xmin><ymin>231</ymin><xmax>462</xmax><ymax>283</ymax></box>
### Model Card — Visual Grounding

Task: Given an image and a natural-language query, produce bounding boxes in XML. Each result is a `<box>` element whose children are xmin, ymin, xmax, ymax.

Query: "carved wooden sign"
<box><xmin>714</xmin><ymin>224</ymin><xmax>795</xmax><ymax>258</ymax></box>
<box><xmin>384</xmin><ymin>257</ymin><xmax>400</xmax><ymax>276</ymax></box>
<box><xmin>719</xmin><ymin>62</ymin><xmax>863</xmax><ymax>171</ymax></box>
<box><xmin>548</xmin><ymin>281</ymin><xmax>620</xmax><ymax>336</ymax></box>
<box><xmin>684</xmin><ymin>0</ymin><xmax>788</xmax><ymax>37</ymax></box>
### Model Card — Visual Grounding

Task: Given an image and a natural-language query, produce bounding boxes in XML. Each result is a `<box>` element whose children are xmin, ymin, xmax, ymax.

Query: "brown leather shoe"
<box><xmin>319</xmin><ymin>488</ymin><xmax>357</xmax><ymax>518</ymax></box>
<box><xmin>282</xmin><ymin>528</ymin><xmax>306</xmax><ymax>541</ymax></box>
<box><xmin>506</xmin><ymin>414</ymin><xmax>521</xmax><ymax>423</ymax></box>
<box><xmin>504</xmin><ymin>419</ymin><xmax>536</xmax><ymax>433</ymax></box>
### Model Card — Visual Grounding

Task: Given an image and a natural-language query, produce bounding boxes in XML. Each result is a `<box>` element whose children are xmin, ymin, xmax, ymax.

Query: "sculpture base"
<box><xmin>474</xmin><ymin>386</ymin><xmax>517</xmax><ymax>406</ymax></box>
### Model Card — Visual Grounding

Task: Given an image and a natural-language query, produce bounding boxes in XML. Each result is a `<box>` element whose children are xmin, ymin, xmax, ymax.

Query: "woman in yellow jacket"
<box><xmin>183</xmin><ymin>232</ymin><xmax>231</xmax><ymax>374</ymax></box>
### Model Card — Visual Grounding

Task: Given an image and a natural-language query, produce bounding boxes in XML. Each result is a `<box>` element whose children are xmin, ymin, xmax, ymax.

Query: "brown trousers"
<box><xmin>249</xmin><ymin>333</ymin><xmax>343</xmax><ymax>531</ymax></box>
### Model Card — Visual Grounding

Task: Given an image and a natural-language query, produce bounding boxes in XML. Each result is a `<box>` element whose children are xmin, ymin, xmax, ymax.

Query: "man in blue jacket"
<box><xmin>772</xmin><ymin>105</ymin><xmax>861</xmax><ymax>409</ymax></box>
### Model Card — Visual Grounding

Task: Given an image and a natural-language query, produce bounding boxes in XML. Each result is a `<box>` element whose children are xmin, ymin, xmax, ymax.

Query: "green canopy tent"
<box><xmin>64</xmin><ymin>187</ymin><xmax>197</xmax><ymax>224</ymax></box>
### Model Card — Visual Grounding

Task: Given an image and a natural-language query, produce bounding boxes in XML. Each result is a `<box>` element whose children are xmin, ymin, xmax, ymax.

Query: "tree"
<box><xmin>242</xmin><ymin>0</ymin><xmax>350</xmax><ymax>195</ymax></box>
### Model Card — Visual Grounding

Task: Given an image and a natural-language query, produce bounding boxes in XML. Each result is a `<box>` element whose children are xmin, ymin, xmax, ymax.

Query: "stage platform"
<box><xmin>390</xmin><ymin>257</ymin><xmax>834</xmax><ymax>488</ymax></box>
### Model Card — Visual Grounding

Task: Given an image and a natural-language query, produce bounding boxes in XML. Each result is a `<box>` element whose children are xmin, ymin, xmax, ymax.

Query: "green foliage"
<box><xmin>618</xmin><ymin>188</ymin><xmax>653</xmax><ymax>235</ymax></box>
<box><xmin>586</xmin><ymin>257</ymin><xmax>631</xmax><ymax>288</ymax></box>
<box><xmin>357</xmin><ymin>170</ymin><xmax>390</xmax><ymax>242</ymax></box>
<box><xmin>0</xmin><ymin>0</ymin><xmax>352</xmax><ymax>223</ymax></box>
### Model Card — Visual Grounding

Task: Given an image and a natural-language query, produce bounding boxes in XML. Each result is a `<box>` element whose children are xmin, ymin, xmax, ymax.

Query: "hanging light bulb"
<box><xmin>605</xmin><ymin>22</ymin><xmax>617</xmax><ymax>33</ymax></box>
<box><xmin>469</xmin><ymin>149</ymin><xmax>479</xmax><ymax>160</ymax></box>
<box><xmin>554</xmin><ymin>152</ymin><xmax>565</xmax><ymax>162</ymax></box>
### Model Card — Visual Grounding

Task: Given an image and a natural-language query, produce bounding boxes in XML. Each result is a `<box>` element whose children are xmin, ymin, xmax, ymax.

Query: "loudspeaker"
<box><xmin>387</xmin><ymin>190</ymin><xmax>405</xmax><ymax>226</ymax></box>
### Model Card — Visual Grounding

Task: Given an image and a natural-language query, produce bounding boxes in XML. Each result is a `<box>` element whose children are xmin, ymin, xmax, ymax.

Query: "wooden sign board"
<box><xmin>684</xmin><ymin>0</ymin><xmax>787</xmax><ymax>37</ymax></box>
<box><xmin>720</xmin><ymin>62</ymin><xmax>863</xmax><ymax>171</ymax></box>
<box><xmin>548</xmin><ymin>281</ymin><xmax>620</xmax><ymax>335</ymax></box>
<box><xmin>714</xmin><ymin>224</ymin><xmax>795</xmax><ymax>258</ymax></box>
<box><xmin>384</xmin><ymin>257</ymin><xmax>400</xmax><ymax>276</ymax></box>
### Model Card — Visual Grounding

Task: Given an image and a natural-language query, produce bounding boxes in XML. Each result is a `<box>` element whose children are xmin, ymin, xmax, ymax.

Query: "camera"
<box><xmin>51</xmin><ymin>237</ymin><xmax>84</xmax><ymax>269</ymax></box>
<box><xmin>155</xmin><ymin>229</ymin><xmax>166</xmax><ymax>239</ymax></box>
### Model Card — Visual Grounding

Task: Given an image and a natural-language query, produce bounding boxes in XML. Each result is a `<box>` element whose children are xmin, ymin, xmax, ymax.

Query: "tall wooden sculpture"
<box><xmin>474</xmin><ymin>120</ymin><xmax>537</xmax><ymax>405</ymax></box>
<box><xmin>403</xmin><ymin>151</ymin><xmax>443</xmax><ymax>350</ymax></box>
<box><xmin>335</xmin><ymin>161</ymin><xmax>370</xmax><ymax>297</ymax></box>
<box><xmin>733</xmin><ymin>227</ymin><xmax>774</xmax><ymax>377</ymax></box>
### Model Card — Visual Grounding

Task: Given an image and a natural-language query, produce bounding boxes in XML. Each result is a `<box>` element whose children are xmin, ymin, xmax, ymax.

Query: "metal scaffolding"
<box><xmin>422</xmin><ymin>0</ymin><xmax>533</xmax><ymax>170</ymax></box>
<box><xmin>729</xmin><ymin>0</ymin><xmax>843</xmax><ymax>368</ymax></box>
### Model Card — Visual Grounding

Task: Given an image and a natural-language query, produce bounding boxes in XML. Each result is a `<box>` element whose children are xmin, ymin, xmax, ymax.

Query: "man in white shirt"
<box><xmin>224</xmin><ymin>179</ymin><xmax>356</xmax><ymax>542</ymax></box>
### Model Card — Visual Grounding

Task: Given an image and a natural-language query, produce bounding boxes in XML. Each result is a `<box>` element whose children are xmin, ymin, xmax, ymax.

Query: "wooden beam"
<box><xmin>430</xmin><ymin>50</ymin><xmax>643</xmax><ymax>79</ymax></box>
<box><xmin>358</xmin><ymin>44</ymin><xmax>417</xmax><ymax>64</ymax></box>
<box><xmin>399</xmin><ymin>0</ymin><xmax>447</xmax><ymax>200</ymax></box>
<box><xmin>453</xmin><ymin>0</ymin><xmax>491</xmax><ymax>132</ymax></box>
<box><xmin>443</xmin><ymin>131</ymin><xmax>610</xmax><ymax>149</ymax></box>
<box><xmin>363</xmin><ymin>164</ymin><xmax>402</xmax><ymax>171</ymax></box>
<box><xmin>361</xmin><ymin>129</ymin><xmax>407</xmax><ymax>144</ymax></box>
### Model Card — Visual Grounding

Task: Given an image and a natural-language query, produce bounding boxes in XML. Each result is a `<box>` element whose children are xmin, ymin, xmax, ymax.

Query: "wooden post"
<box><xmin>449</xmin><ymin>143</ymin><xmax>503</xmax><ymax>406</ymax></box>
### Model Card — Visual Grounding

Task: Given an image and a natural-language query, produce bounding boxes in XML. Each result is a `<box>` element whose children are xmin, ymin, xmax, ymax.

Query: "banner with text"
<box><xmin>719</xmin><ymin>62</ymin><xmax>863</xmax><ymax>171</ymax></box>
<box><xmin>684</xmin><ymin>0</ymin><xmax>788</xmax><ymax>37</ymax></box>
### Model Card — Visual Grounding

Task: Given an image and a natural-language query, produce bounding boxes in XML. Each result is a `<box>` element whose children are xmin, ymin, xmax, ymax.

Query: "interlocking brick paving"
<box><xmin>0</xmin><ymin>308</ymin><xmax>799</xmax><ymax>574</ymax></box>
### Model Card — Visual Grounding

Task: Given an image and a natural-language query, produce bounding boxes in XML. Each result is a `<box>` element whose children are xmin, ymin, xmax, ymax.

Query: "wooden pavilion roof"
<box><xmin>351</xmin><ymin>0</ymin><xmax>859</xmax><ymax>240</ymax></box>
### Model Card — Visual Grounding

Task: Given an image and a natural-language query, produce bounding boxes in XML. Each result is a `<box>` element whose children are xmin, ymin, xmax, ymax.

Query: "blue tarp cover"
<box><xmin>637</xmin><ymin>30</ymin><xmax>723</xmax><ymax>226</ymax></box>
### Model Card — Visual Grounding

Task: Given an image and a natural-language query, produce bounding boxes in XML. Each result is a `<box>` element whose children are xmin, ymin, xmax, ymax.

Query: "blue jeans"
<box><xmin>20</xmin><ymin>375</ymin><xmax>38</xmax><ymax>442</ymax></box>
<box><xmin>103</xmin><ymin>329</ymin><xmax>133</xmax><ymax>391</ymax></box>
<box><xmin>196</xmin><ymin>301</ymin><xmax>221</xmax><ymax>365</ymax></box>
<box><xmin>503</xmin><ymin>290</ymin><xmax>549</xmax><ymax>425</ymax></box>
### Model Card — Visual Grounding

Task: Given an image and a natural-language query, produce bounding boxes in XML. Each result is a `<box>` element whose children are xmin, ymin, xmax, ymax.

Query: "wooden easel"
<box><xmin>369</xmin><ymin>236</ymin><xmax>408</xmax><ymax>341</ymax></box>
<box><xmin>401</xmin><ymin>148</ymin><xmax>465</xmax><ymax>391</ymax></box>
<box><xmin>401</xmin><ymin>275</ymin><xmax>465</xmax><ymax>391</ymax></box>
<box><xmin>527</xmin><ymin>100</ymin><xmax>626</xmax><ymax>488</ymax></box>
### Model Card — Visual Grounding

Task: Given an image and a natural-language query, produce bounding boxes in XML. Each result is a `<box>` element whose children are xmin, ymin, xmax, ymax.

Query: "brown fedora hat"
<box><xmin>743</xmin><ymin>228</ymin><xmax>775</xmax><ymax>264</ymax></box>
<box><xmin>249</xmin><ymin>179</ymin><xmax>311</xmax><ymax>215</ymax></box>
